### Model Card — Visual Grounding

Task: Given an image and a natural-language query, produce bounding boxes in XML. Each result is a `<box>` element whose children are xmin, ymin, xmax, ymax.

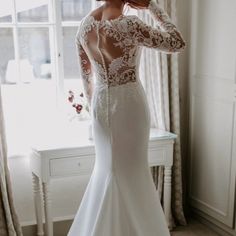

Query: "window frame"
<box><xmin>0</xmin><ymin>0</ymin><xmax>97</xmax><ymax>109</ymax></box>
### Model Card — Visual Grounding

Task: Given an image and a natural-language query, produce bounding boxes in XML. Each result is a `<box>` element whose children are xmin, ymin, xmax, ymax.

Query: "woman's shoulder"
<box><xmin>76</xmin><ymin>12</ymin><xmax>98</xmax><ymax>32</ymax></box>
<box><xmin>125</xmin><ymin>15</ymin><xmax>141</xmax><ymax>22</ymax></box>
<box><xmin>81</xmin><ymin>7</ymin><xmax>142</xmax><ymax>25</ymax></box>
<box><xmin>75</xmin><ymin>15</ymin><xmax>94</xmax><ymax>43</ymax></box>
<box><xmin>84</xmin><ymin>6</ymin><xmax>104</xmax><ymax>22</ymax></box>
<box><xmin>76</xmin><ymin>12</ymin><xmax>143</xmax><ymax>36</ymax></box>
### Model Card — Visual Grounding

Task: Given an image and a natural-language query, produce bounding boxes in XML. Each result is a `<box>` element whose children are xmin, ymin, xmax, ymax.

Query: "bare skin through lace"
<box><xmin>75</xmin><ymin>0</ymin><xmax>186</xmax><ymax>106</ymax></box>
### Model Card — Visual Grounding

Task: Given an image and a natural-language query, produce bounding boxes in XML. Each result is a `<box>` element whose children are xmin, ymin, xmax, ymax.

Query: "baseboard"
<box><xmin>21</xmin><ymin>215</ymin><xmax>75</xmax><ymax>227</ymax></box>
<box><xmin>22</xmin><ymin>220</ymin><xmax>73</xmax><ymax>236</ymax></box>
<box><xmin>191</xmin><ymin>208</ymin><xmax>236</xmax><ymax>236</ymax></box>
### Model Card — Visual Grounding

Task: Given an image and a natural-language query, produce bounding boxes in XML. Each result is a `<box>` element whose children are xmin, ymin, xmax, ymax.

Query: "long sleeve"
<box><xmin>132</xmin><ymin>0</ymin><xmax>186</xmax><ymax>53</ymax></box>
<box><xmin>75</xmin><ymin>37</ymin><xmax>93</xmax><ymax>107</ymax></box>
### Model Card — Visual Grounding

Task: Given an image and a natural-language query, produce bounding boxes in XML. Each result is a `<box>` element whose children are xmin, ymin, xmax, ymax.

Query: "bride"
<box><xmin>68</xmin><ymin>0</ymin><xmax>186</xmax><ymax>235</ymax></box>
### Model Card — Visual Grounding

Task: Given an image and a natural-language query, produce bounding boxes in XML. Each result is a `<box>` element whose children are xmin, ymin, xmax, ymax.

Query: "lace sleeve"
<box><xmin>75</xmin><ymin>37</ymin><xmax>93</xmax><ymax>107</ymax></box>
<box><xmin>132</xmin><ymin>0</ymin><xmax>186</xmax><ymax>53</ymax></box>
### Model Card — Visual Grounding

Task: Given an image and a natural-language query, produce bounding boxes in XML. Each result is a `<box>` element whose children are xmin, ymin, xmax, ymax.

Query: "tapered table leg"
<box><xmin>32</xmin><ymin>173</ymin><xmax>44</xmax><ymax>236</ymax></box>
<box><xmin>42</xmin><ymin>182</ymin><xmax>53</xmax><ymax>236</ymax></box>
<box><xmin>163</xmin><ymin>166</ymin><xmax>172</xmax><ymax>227</ymax></box>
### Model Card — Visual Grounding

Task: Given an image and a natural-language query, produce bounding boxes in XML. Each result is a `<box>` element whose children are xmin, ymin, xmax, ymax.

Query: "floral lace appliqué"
<box><xmin>75</xmin><ymin>0</ymin><xmax>186</xmax><ymax>92</ymax></box>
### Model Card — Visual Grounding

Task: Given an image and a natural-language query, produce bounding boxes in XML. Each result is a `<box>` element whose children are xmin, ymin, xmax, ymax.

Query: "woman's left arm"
<box><xmin>75</xmin><ymin>38</ymin><xmax>93</xmax><ymax>108</ymax></box>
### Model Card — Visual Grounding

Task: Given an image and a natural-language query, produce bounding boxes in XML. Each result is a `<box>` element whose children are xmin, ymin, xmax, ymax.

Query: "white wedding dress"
<box><xmin>68</xmin><ymin>0</ymin><xmax>185</xmax><ymax>235</ymax></box>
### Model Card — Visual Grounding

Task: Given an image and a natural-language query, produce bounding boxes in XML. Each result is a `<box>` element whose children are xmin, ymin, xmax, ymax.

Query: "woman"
<box><xmin>68</xmin><ymin>0</ymin><xmax>186</xmax><ymax>235</ymax></box>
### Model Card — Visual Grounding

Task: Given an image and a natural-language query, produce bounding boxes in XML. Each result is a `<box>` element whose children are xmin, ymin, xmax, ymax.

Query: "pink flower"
<box><xmin>68</xmin><ymin>95</ymin><xmax>74</xmax><ymax>103</ymax></box>
<box><xmin>68</xmin><ymin>90</ymin><xmax>75</xmax><ymax>103</ymax></box>
<box><xmin>67</xmin><ymin>90</ymin><xmax>89</xmax><ymax>118</ymax></box>
<box><xmin>74</xmin><ymin>104</ymin><xmax>83</xmax><ymax>114</ymax></box>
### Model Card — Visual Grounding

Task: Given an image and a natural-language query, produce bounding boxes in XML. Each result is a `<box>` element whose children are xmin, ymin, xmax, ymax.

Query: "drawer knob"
<box><xmin>77</xmin><ymin>162</ymin><xmax>81</xmax><ymax>166</ymax></box>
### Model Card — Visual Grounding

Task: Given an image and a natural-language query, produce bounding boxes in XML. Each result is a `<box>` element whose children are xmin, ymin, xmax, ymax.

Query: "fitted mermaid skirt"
<box><xmin>67</xmin><ymin>80</ymin><xmax>170</xmax><ymax>236</ymax></box>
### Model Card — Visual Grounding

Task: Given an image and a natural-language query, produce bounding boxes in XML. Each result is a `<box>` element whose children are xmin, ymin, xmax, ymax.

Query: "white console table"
<box><xmin>30</xmin><ymin>121</ymin><xmax>177</xmax><ymax>236</ymax></box>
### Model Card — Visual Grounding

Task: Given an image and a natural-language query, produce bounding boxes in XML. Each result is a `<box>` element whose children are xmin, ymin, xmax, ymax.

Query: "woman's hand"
<box><xmin>126</xmin><ymin>0</ymin><xmax>150</xmax><ymax>9</ymax></box>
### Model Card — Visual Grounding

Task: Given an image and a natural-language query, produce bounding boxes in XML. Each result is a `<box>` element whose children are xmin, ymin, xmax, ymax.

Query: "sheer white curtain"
<box><xmin>138</xmin><ymin>0</ymin><xmax>187</xmax><ymax>229</ymax></box>
<box><xmin>0</xmin><ymin>87</ymin><xmax>22</xmax><ymax>236</ymax></box>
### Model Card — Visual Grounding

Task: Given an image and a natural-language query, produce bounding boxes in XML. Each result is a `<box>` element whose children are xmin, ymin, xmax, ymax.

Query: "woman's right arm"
<box><xmin>132</xmin><ymin>0</ymin><xmax>186</xmax><ymax>53</ymax></box>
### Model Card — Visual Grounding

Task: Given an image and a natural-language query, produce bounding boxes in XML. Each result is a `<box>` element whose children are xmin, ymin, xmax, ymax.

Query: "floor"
<box><xmin>171</xmin><ymin>219</ymin><xmax>219</xmax><ymax>236</ymax></box>
<box><xmin>23</xmin><ymin>218</ymin><xmax>220</xmax><ymax>236</ymax></box>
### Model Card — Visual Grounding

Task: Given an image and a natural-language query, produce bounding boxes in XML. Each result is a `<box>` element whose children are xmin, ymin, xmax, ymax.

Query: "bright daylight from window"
<box><xmin>0</xmin><ymin>0</ymin><xmax>96</xmax><ymax>157</ymax></box>
<box><xmin>0</xmin><ymin>0</ymin><xmax>137</xmax><ymax>157</ymax></box>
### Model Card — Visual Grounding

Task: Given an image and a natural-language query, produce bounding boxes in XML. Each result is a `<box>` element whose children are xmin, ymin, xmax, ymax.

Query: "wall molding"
<box><xmin>191</xmin><ymin>208</ymin><xmax>235</xmax><ymax>236</ymax></box>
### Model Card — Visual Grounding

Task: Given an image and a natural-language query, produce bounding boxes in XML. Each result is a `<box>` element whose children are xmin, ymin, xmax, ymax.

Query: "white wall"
<box><xmin>187</xmin><ymin>0</ymin><xmax>236</xmax><ymax>231</ymax></box>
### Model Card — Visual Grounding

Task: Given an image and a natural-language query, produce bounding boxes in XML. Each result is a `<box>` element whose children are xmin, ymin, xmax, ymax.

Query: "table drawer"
<box><xmin>148</xmin><ymin>147</ymin><xmax>165</xmax><ymax>166</ymax></box>
<box><xmin>50</xmin><ymin>155</ymin><xmax>95</xmax><ymax>177</ymax></box>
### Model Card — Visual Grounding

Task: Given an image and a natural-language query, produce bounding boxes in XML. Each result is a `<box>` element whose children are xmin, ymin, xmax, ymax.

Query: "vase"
<box><xmin>76</xmin><ymin>110</ymin><xmax>90</xmax><ymax>121</ymax></box>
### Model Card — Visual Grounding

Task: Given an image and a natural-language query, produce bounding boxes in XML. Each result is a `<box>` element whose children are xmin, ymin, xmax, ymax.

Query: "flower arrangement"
<box><xmin>67</xmin><ymin>90</ymin><xmax>90</xmax><ymax>121</ymax></box>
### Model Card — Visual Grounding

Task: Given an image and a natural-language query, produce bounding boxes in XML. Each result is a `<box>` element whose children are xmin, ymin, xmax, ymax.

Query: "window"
<box><xmin>0</xmin><ymin>0</ymin><xmax>137</xmax><ymax>157</ymax></box>
<box><xmin>0</xmin><ymin>0</ymin><xmax>98</xmax><ymax>156</ymax></box>
<box><xmin>0</xmin><ymin>0</ymin><xmax>97</xmax><ymax>96</ymax></box>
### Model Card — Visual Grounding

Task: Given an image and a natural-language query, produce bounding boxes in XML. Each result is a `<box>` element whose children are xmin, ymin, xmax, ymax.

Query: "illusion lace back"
<box><xmin>68</xmin><ymin>0</ymin><xmax>185</xmax><ymax>235</ymax></box>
